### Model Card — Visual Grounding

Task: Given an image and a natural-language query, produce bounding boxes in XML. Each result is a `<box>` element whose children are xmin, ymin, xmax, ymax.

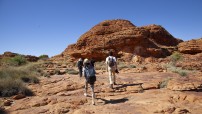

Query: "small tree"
<box><xmin>39</xmin><ymin>55</ymin><xmax>49</xmax><ymax>60</ymax></box>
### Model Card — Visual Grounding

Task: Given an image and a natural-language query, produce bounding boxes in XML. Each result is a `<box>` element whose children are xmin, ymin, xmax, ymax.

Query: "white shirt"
<box><xmin>106</xmin><ymin>56</ymin><xmax>116</xmax><ymax>64</ymax></box>
<box><xmin>106</xmin><ymin>56</ymin><xmax>117</xmax><ymax>71</ymax></box>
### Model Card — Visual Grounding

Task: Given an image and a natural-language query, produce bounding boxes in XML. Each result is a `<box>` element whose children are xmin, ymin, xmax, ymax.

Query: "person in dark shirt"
<box><xmin>77</xmin><ymin>58</ymin><xmax>83</xmax><ymax>77</ymax></box>
<box><xmin>90</xmin><ymin>58</ymin><xmax>95</xmax><ymax>67</ymax></box>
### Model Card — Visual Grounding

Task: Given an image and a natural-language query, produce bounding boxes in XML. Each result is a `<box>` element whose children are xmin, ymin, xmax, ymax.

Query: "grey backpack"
<box><xmin>108</xmin><ymin>57</ymin><xmax>115</xmax><ymax>67</ymax></box>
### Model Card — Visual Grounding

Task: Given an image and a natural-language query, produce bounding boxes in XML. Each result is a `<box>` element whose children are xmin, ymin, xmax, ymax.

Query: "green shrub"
<box><xmin>66</xmin><ymin>69</ymin><xmax>79</xmax><ymax>75</ymax></box>
<box><xmin>0</xmin><ymin>55</ymin><xmax>27</xmax><ymax>66</ymax></box>
<box><xmin>39</xmin><ymin>55</ymin><xmax>49</xmax><ymax>60</ymax></box>
<box><xmin>11</xmin><ymin>55</ymin><xmax>27</xmax><ymax>66</ymax></box>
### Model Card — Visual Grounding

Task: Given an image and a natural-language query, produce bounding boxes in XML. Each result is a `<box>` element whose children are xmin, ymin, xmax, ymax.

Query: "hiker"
<box><xmin>83</xmin><ymin>58</ymin><xmax>96</xmax><ymax>105</ymax></box>
<box><xmin>77</xmin><ymin>58</ymin><xmax>83</xmax><ymax>77</ymax></box>
<box><xmin>90</xmin><ymin>57</ymin><xmax>95</xmax><ymax>67</ymax></box>
<box><xmin>106</xmin><ymin>51</ymin><xmax>118</xmax><ymax>89</ymax></box>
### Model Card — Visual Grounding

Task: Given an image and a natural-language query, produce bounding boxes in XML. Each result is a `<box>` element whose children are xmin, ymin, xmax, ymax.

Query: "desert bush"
<box><xmin>129</xmin><ymin>64</ymin><xmax>136</xmax><ymax>68</ymax></box>
<box><xmin>116</xmin><ymin>62</ymin><xmax>136</xmax><ymax>70</ymax></box>
<box><xmin>102</xmin><ymin>22</ymin><xmax>110</xmax><ymax>26</ymax></box>
<box><xmin>172</xmin><ymin>68</ymin><xmax>188</xmax><ymax>76</ymax></box>
<box><xmin>39</xmin><ymin>54</ymin><xmax>49</xmax><ymax>60</ymax></box>
<box><xmin>11</xmin><ymin>55</ymin><xmax>27</xmax><ymax>66</ymax></box>
<box><xmin>0</xmin><ymin>55</ymin><xmax>27</xmax><ymax>66</ymax></box>
<box><xmin>0</xmin><ymin>62</ymin><xmax>42</xmax><ymax>97</ymax></box>
<box><xmin>170</xmin><ymin>52</ymin><xmax>183</xmax><ymax>65</ymax></box>
<box><xmin>66</xmin><ymin>69</ymin><xmax>79</xmax><ymax>75</ymax></box>
<box><xmin>163</xmin><ymin>63</ymin><xmax>189</xmax><ymax>76</ymax></box>
<box><xmin>118</xmin><ymin>62</ymin><xmax>129</xmax><ymax>70</ymax></box>
<box><xmin>0</xmin><ymin>78</ymin><xmax>33</xmax><ymax>97</ymax></box>
<box><xmin>95</xmin><ymin>61</ymin><xmax>106</xmax><ymax>70</ymax></box>
<box><xmin>54</xmin><ymin>69</ymin><xmax>60</xmax><ymax>75</ymax></box>
<box><xmin>159</xmin><ymin>78</ymin><xmax>171</xmax><ymax>88</ymax></box>
<box><xmin>0</xmin><ymin>66</ymin><xmax>39</xmax><ymax>83</ymax></box>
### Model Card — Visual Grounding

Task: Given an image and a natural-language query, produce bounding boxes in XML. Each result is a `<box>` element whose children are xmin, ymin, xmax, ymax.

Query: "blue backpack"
<box><xmin>84</xmin><ymin>64</ymin><xmax>96</xmax><ymax>84</ymax></box>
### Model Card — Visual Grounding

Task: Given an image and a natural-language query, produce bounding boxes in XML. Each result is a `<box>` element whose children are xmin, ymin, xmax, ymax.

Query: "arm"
<box><xmin>106</xmin><ymin>57</ymin><xmax>108</xmax><ymax>72</ymax></box>
<box><xmin>114</xmin><ymin>57</ymin><xmax>118</xmax><ymax>70</ymax></box>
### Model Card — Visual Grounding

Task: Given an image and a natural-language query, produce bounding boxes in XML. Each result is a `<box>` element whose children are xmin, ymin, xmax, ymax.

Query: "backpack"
<box><xmin>84</xmin><ymin>64</ymin><xmax>96</xmax><ymax>84</ymax></box>
<box><xmin>108</xmin><ymin>57</ymin><xmax>115</xmax><ymax>67</ymax></box>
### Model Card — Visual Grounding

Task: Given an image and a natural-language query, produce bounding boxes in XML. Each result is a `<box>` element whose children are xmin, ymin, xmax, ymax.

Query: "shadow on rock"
<box><xmin>115</xmin><ymin>83</ymin><xmax>143</xmax><ymax>90</ymax></box>
<box><xmin>98</xmin><ymin>97</ymin><xmax>128</xmax><ymax>104</ymax></box>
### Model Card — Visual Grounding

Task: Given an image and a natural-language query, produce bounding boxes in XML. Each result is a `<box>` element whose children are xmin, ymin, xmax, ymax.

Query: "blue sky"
<box><xmin>0</xmin><ymin>0</ymin><xmax>202</xmax><ymax>57</ymax></box>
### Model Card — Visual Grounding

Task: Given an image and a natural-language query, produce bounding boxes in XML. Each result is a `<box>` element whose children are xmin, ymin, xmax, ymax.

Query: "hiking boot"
<box><xmin>84</xmin><ymin>93</ymin><xmax>87</xmax><ymax>97</ymax></box>
<box><xmin>92</xmin><ymin>100</ymin><xmax>95</xmax><ymax>105</ymax></box>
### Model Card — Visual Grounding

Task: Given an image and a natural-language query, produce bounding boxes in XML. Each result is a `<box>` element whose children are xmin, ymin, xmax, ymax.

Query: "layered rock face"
<box><xmin>178</xmin><ymin>38</ymin><xmax>202</xmax><ymax>54</ymax></box>
<box><xmin>62</xmin><ymin>19</ymin><xmax>182</xmax><ymax>61</ymax></box>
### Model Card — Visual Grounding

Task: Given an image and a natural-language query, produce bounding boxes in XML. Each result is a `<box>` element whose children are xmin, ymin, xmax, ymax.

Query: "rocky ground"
<box><xmin>1</xmin><ymin>70</ymin><xmax>202</xmax><ymax>114</ymax></box>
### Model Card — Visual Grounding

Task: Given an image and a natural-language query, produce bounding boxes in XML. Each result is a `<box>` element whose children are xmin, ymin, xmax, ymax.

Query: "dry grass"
<box><xmin>94</xmin><ymin>61</ymin><xmax>106</xmax><ymax>70</ymax></box>
<box><xmin>66</xmin><ymin>69</ymin><xmax>79</xmax><ymax>75</ymax></box>
<box><xmin>159</xmin><ymin>78</ymin><xmax>172</xmax><ymax>88</ymax></box>
<box><xmin>95</xmin><ymin>61</ymin><xmax>136</xmax><ymax>71</ymax></box>
<box><xmin>118</xmin><ymin>62</ymin><xmax>136</xmax><ymax>70</ymax></box>
<box><xmin>163</xmin><ymin>63</ymin><xmax>189</xmax><ymax>76</ymax></box>
<box><xmin>0</xmin><ymin>78</ymin><xmax>33</xmax><ymax>97</ymax></box>
<box><xmin>0</xmin><ymin>62</ymin><xmax>43</xmax><ymax>97</ymax></box>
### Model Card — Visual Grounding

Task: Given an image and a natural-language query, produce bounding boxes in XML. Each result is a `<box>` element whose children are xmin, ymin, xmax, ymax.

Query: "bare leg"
<box><xmin>90</xmin><ymin>84</ymin><xmax>95</xmax><ymax>105</ymax></box>
<box><xmin>112</xmin><ymin>71</ymin><xmax>116</xmax><ymax>85</ymax></box>
<box><xmin>108</xmin><ymin>70</ymin><xmax>113</xmax><ymax>88</ymax></box>
<box><xmin>84</xmin><ymin>81</ymin><xmax>88</xmax><ymax>96</ymax></box>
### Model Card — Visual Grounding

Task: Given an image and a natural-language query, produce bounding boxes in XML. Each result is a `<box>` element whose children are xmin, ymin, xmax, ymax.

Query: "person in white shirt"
<box><xmin>105</xmin><ymin>51</ymin><xmax>118</xmax><ymax>89</ymax></box>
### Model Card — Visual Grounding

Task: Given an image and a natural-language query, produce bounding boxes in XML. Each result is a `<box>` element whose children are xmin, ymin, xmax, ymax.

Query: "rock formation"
<box><xmin>0</xmin><ymin>51</ymin><xmax>39</xmax><ymax>62</ymax></box>
<box><xmin>1</xmin><ymin>51</ymin><xmax>17</xmax><ymax>58</ymax></box>
<box><xmin>178</xmin><ymin>38</ymin><xmax>202</xmax><ymax>54</ymax></box>
<box><xmin>61</xmin><ymin>19</ymin><xmax>182</xmax><ymax>61</ymax></box>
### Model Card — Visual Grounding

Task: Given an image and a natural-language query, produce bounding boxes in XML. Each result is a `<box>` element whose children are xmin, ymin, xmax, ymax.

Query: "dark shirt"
<box><xmin>90</xmin><ymin>59</ymin><xmax>95</xmax><ymax>67</ymax></box>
